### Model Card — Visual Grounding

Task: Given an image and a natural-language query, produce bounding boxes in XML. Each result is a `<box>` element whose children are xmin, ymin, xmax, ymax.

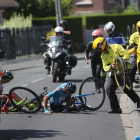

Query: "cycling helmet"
<box><xmin>1</xmin><ymin>70</ymin><xmax>14</xmax><ymax>80</ymax></box>
<box><xmin>92</xmin><ymin>37</ymin><xmax>107</xmax><ymax>51</ymax></box>
<box><xmin>65</xmin><ymin>81</ymin><xmax>76</xmax><ymax>94</ymax></box>
<box><xmin>59</xmin><ymin>20</ymin><xmax>68</xmax><ymax>29</ymax></box>
<box><xmin>136</xmin><ymin>21</ymin><xmax>140</xmax><ymax>33</ymax></box>
<box><xmin>55</xmin><ymin>26</ymin><xmax>63</xmax><ymax>33</ymax></box>
<box><xmin>92</xmin><ymin>29</ymin><xmax>102</xmax><ymax>40</ymax></box>
<box><xmin>104</xmin><ymin>21</ymin><xmax>115</xmax><ymax>35</ymax></box>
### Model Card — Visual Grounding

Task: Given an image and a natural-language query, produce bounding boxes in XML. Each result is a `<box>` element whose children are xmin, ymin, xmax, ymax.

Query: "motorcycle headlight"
<box><xmin>52</xmin><ymin>47</ymin><xmax>55</xmax><ymax>53</ymax></box>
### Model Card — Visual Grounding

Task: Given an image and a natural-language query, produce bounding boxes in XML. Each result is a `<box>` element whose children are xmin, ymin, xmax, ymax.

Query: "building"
<box><xmin>73</xmin><ymin>0</ymin><xmax>140</xmax><ymax>15</ymax></box>
<box><xmin>0</xmin><ymin>0</ymin><xmax>19</xmax><ymax>25</ymax></box>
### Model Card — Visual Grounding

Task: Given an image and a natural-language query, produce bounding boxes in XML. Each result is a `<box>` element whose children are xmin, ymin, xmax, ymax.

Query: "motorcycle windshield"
<box><xmin>48</xmin><ymin>36</ymin><xmax>63</xmax><ymax>51</ymax></box>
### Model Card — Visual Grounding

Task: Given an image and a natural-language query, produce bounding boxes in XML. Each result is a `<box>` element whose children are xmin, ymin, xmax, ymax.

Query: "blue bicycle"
<box><xmin>71</xmin><ymin>77</ymin><xmax>106</xmax><ymax>111</ymax></box>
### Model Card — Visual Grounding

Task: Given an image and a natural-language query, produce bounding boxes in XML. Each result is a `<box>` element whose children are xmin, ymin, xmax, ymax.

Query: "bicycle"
<box><xmin>113</xmin><ymin>56</ymin><xmax>132</xmax><ymax>91</ymax></box>
<box><xmin>1</xmin><ymin>87</ymin><xmax>48</xmax><ymax>114</ymax></box>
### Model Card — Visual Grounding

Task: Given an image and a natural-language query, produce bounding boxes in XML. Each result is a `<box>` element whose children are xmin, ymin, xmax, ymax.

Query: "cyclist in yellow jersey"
<box><xmin>92</xmin><ymin>37</ymin><xmax>140</xmax><ymax>113</ymax></box>
<box><xmin>127</xmin><ymin>21</ymin><xmax>140</xmax><ymax>85</ymax></box>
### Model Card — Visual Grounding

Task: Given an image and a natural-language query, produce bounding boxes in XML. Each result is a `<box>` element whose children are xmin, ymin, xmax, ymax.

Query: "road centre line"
<box><xmin>32</xmin><ymin>78</ymin><xmax>45</xmax><ymax>83</ymax></box>
<box><xmin>22</xmin><ymin>84</ymin><xmax>28</xmax><ymax>87</ymax></box>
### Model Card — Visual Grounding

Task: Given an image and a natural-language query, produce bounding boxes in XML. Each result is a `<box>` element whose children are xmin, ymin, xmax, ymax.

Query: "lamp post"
<box><xmin>55</xmin><ymin>0</ymin><xmax>62</xmax><ymax>26</ymax></box>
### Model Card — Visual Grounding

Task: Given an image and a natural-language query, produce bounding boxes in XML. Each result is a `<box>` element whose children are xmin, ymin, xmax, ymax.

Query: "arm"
<box><xmin>118</xmin><ymin>44</ymin><xmax>130</xmax><ymax>62</ymax></box>
<box><xmin>85</xmin><ymin>42</ymin><xmax>92</xmax><ymax>63</ymax></box>
<box><xmin>63</xmin><ymin>30</ymin><xmax>71</xmax><ymax>35</ymax></box>
<box><xmin>62</xmin><ymin>96</ymin><xmax>71</xmax><ymax>113</ymax></box>
<box><xmin>43</xmin><ymin>94</ymin><xmax>51</xmax><ymax>114</ymax></box>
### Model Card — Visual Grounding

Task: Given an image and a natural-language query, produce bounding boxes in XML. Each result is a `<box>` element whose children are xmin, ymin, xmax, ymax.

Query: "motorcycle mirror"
<box><xmin>41</xmin><ymin>37</ymin><xmax>46</xmax><ymax>40</ymax></box>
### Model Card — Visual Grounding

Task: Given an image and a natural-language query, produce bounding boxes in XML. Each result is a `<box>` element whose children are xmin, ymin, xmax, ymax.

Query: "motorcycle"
<box><xmin>42</xmin><ymin>36</ymin><xmax>77</xmax><ymax>82</ymax></box>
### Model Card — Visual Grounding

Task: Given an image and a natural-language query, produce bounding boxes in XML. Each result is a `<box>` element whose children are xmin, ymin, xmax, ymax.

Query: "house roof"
<box><xmin>0</xmin><ymin>0</ymin><xmax>19</xmax><ymax>8</ymax></box>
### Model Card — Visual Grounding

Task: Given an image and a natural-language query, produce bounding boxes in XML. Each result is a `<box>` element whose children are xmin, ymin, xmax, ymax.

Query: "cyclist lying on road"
<box><xmin>43</xmin><ymin>81</ymin><xmax>81</xmax><ymax>114</ymax></box>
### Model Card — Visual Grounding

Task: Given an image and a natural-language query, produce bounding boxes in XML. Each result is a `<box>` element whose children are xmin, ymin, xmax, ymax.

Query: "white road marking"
<box><xmin>32</xmin><ymin>78</ymin><xmax>45</xmax><ymax>83</ymax></box>
<box><xmin>48</xmin><ymin>75</ymin><xmax>52</xmax><ymax>77</ymax></box>
<box><xmin>22</xmin><ymin>84</ymin><xmax>28</xmax><ymax>87</ymax></box>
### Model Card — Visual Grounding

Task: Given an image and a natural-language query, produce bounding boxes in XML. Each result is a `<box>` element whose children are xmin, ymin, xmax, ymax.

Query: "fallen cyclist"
<box><xmin>43</xmin><ymin>81</ymin><xmax>81</xmax><ymax>114</ymax></box>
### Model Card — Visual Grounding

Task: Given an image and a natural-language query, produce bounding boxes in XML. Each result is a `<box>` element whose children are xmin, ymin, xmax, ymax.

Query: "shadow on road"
<box><xmin>0</xmin><ymin>129</ymin><xmax>64</xmax><ymax>140</ymax></box>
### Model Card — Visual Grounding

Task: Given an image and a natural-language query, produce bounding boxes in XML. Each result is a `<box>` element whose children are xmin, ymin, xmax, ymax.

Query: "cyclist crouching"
<box><xmin>92</xmin><ymin>37</ymin><xmax>140</xmax><ymax>113</ymax></box>
<box><xmin>43</xmin><ymin>81</ymin><xmax>81</xmax><ymax>114</ymax></box>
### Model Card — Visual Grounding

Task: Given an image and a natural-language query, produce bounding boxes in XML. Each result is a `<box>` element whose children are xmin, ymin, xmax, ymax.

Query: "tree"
<box><xmin>113</xmin><ymin>4</ymin><xmax>124</xmax><ymax>14</ymax></box>
<box><xmin>4</xmin><ymin>0</ymin><xmax>74</xmax><ymax>19</ymax></box>
<box><xmin>123</xmin><ymin>3</ymin><xmax>138</xmax><ymax>14</ymax></box>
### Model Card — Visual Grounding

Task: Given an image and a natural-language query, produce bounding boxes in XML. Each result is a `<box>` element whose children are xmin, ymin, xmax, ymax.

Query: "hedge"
<box><xmin>32</xmin><ymin>16</ymin><xmax>83</xmax><ymax>43</ymax></box>
<box><xmin>86</xmin><ymin>13</ymin><xmax>140</xmax><ymax>36</ymax></box>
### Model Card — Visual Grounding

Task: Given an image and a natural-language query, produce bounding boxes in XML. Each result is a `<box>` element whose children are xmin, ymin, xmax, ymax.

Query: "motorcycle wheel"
<box><xmin>59</xmin><ymin>75</ymin><xmax>65</xmax><ymax>81</ymax></box>
<box><xmin>52</xmin><ymin>62</ymin><xmax>59</xmax><ymax>82</ymax></box>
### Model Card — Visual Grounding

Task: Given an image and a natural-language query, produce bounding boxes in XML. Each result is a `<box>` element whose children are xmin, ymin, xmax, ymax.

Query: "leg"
<box><xmin>100</xmin><ymin>68</ymin><xmax>107</xmax><ymax>86</ymax></box>
<box><xmin>96</xmin><ymin>63</ymin><xmax>103</xmax><ymax>92</ymax></box>
<box><xmin>106</xmin><ymin>75</ymin><xmax>120</xmax><ymax>110</ymax></box>
<box><xmin>130</xmin><ymin>56</ymin><xmax>137</xmax><ymax>84</ymax></box>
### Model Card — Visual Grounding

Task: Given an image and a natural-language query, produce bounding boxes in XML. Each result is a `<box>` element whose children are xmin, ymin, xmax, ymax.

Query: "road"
<box><xmin>0</xmin><ymin>60</ymin><xmax>126</xmax><ymax>140</ymax></box>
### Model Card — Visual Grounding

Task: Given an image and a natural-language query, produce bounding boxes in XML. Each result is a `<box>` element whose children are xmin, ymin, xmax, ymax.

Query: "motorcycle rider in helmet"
<box><xmin>127</xmin><ymin>21</ymin><xmax>140</xmax><ymax>85</ymax></box>
<box><xmin>43</xmin><ymin>26</ymin><xmax>64</xmax><ymax>74</ymax></box>
<box><xmin>101</xmin><ymin>21</ymin><xmax>127</xmax><ymax>87</ymax></box>
<box><xmin>85</xmin><ymin>29</ymin><xmax>103</xmax><ymax>93</ymax></box>
<box><xmin>43</xmin><ymin>81</ymin><xmax>81</xmax><ymax>114</ymax></box>
<box><xmin>59</xmin><ymin>20</ymin><xmax>73</xmax><ymax>53</ymax></box>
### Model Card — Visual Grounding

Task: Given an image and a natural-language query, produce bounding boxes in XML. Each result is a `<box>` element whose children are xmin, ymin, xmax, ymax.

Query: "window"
<box><xmin>108</xmin><ymin>0</ymin><xmax>118</xmax><ymax>4</ymax></box>
<box><xmin>75</xmin><ymin>0</ymin><xmax>93</xmax><ymax>6</ymax></box>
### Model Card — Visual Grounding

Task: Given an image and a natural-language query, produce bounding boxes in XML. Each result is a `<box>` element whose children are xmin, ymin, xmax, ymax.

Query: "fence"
<box><xmin>0</xmin><ymin>25</ymin><xmax>52</xmax><ymax>60</ymax></box>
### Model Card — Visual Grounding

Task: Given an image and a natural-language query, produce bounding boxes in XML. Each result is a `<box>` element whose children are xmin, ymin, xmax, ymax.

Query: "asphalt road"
<box><xmin>0</xmin><ymin>60</ymin><xmax>126</xmax><ymax>140</ymax></box>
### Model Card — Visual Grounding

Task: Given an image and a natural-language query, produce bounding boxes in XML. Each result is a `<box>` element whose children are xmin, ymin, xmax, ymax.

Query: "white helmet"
<box><xmin>55</xmin><ymin>26</ymin><xmax>63</xmax><ymax>33</ymax></box>
<box><xmin>104</xmin><ymin>21</ymin><xmax>115</xmax><ymax>35</ymax></box>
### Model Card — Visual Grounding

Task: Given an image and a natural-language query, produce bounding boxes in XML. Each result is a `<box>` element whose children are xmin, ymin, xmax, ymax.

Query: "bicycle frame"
<box><xmin>70</xmin><ymin>93</ymin><xmax>95</xmax><ymax>107</ymax></box>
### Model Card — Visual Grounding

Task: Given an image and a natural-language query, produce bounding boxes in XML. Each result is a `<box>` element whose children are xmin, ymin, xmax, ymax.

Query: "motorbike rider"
<box><xmin>85</xmin><ymin>29</ymin><xmax>103</xmax><ymax>93</ymax></box>
<box><xmin>43</xmin><ymin>81</ymin><xmax>81</xmax><ymax>114</ymax></box>
<box><xmin>92</xmin><ymin>37</ymin><xmax>140</xmax><ymax>113</ymax></box>
<box><xmin>100</xmin><ymin>21</ymin><xmax>127</xmax><ymax>86</ymax></box>
<box><xmin>43</xmin><ymin>26</ymin><xmax>64</xmax><ymax>74</ymax></box>
<box><xmin>59</xmin><ymin>20</ymin><xmax>73</xmax><ymax>53</ymax></box>
<box><xmin>127</xmin><ymin>21</ymin><xmax>140</xmax><ymax>85</ymax></box>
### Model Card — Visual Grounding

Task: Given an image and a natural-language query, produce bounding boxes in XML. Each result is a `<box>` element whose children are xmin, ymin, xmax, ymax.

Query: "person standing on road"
<box><xmin>127</xmin><ymin>21</ymin><xmax>140</xmax><ymax>86</ymax></box>
<box><xmin>85</xmin><ymin>29</ymin><xmax>103</xmax><ymax>93</ymax></box>
<box><xmin>93</xmin><ymin>37</ymin><xmax>140</xmax><ymax>113</ymax></box>
<box><xmin>100</xmin><ymin>21</ymin><xmax>127</xmax><ymax>87</ymax></box>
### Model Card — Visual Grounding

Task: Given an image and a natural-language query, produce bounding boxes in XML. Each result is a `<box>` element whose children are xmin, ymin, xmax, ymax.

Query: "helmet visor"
<box><xmin>106</xmin><ymin>28</ymin><xmax>112</xmax><ymax>34</ymax></box>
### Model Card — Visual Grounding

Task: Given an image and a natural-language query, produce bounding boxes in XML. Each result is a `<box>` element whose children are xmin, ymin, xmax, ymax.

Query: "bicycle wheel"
<box><xmin>9</xmin><ymin>87</ymin><xmax>41</xmax><ymax>113</ymax></box>
<box><xmin>79</xmin><ymin>77</ymin><xmax>105</xmax><ymax>111</ymax></box>
<box><xmin>114</xmin><ymin>56</ymin><xmax>126</xmax><ymax>91</ymax></box>
<box><xmin>132</xmin><ymin>24</ymin><xmax>136</xmax><ymax>34</ymax></box>
<box><xmin>126</xmin><ymin>25</ymin><xmax>131</xmax><ymax>40</ymax></box>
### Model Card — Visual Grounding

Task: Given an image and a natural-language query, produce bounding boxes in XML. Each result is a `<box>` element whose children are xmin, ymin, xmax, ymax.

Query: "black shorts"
<box><xmin>50</xmin><ymin>103</ymin><xmax>65</xmax><ymax>112</ymax></box>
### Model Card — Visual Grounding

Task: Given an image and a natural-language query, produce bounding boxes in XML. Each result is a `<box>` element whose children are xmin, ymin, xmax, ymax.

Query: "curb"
<box><xmin>127</xmin><ymin>86</ymin><xmax>140</xmax><ymax>137</ymax></box>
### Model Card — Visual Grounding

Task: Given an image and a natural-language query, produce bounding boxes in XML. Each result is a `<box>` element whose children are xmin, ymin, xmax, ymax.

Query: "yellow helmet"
<box><xmin>136</xmin><ymin>21</ymin><xmax>140</xmax><ymax>32</ymax></box>
<box><xmin>92</xmin><ymin>37</ymin><xmax>107</xmax><ymax>50</ymax></box>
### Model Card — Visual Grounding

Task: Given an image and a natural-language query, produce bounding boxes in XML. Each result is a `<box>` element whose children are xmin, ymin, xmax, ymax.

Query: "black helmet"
<box><xmin>1</xmin><ymin>70</ymin><xmax>14</xmax><ymax>80</ymax></box>
<box><xmin>59</xmin><ymin>20</ymin><xmax>67</xmax><ymax>29</ymax></box>
<box><xmin>65</xmin><ymin>81</ymin><xmax>76</xmax><ymax>94</ymax></box>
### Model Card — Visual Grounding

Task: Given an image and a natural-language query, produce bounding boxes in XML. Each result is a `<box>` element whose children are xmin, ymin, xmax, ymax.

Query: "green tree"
<box><xmin>4</xmin><ymin>0</ymin><xmax>74</xmax><ymax>19</ymax></box>
<box><xmin>123</xmin><ymin>3</ymin><xmax>138</xmax><ymax>14</ymax></box>
<box><xmin>113</xmin><ymin>4</ymin><xmax>124</xmax><ymax>14</ymax></box>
